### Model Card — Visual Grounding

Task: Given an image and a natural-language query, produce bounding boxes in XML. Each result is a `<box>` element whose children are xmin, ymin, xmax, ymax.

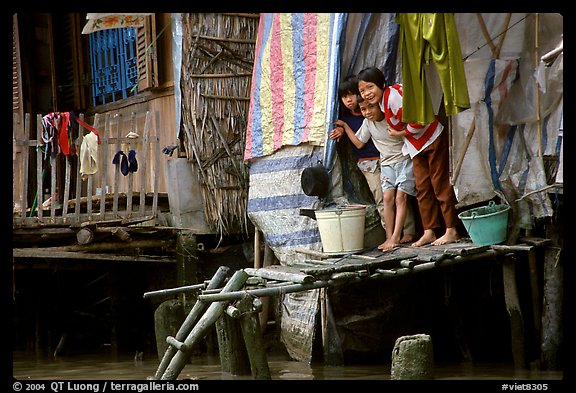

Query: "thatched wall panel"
<box><xmin>180</xmin><ymin>13</ymin><xmax>258</xmax><ymax>236</ymax></box>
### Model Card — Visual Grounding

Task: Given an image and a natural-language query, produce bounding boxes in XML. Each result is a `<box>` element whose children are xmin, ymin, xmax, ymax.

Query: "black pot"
<box><xmin>301</xmin><ymin>164</ymin><xmax>330</xmax><ymax>197</ymax></box>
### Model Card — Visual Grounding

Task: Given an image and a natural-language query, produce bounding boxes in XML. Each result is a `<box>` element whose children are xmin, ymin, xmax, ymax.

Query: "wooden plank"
<box><xmin>126</xmin><ymin>112</ymin><xmax>136</xmax><ymax>216</ymax></box>
<box><xmin>99</xmin><ymin>113</ymin><xmax>111</xmax><ymax>218</ymax></box>
<box><xmin>299</xmin><ymin>251</ymin><xmax>415</xmax><ymax>276</ymax></box>
<box><xmin>519</xmin><ymin>237</ymin><xmax>552</xmax><ymax>247</ymax></box>
<box><xmin>491</xmin><ymin>244</ymin><xmax>533</xmax><ymax>252</ymax></box>
<box><xmin>49</xmin><ymin>153</ymin><xmax>57</xmax><ymax>222</ymax></box>
<box><xmin>139</xmin><ymin>111</ymin><xmax>151</xmax><ymax>216</ymax></box>
<box><xmin>293</xmin><ymin>247</ymin><xmax>331</xmax><ymax>260</ymax></box>
<box><xmin>62</xmin><ymin>137</ymin><xmax>72</xmax><ymax>222</ymax></box>
<box><xmin>152</xmin><ymin>110</ymin><xmax>160</xmax><ymax>219</ymax></box>
<box><xmin>87</xmin><ymin>114</ymin><xmax>102</xmax><ymax>220</ymax></box>
<box><xmin>20</xmin><ymin>114</ymin><xmax>30</xmax><ymax>225</ymax></box>
<box><xmin>113</xmin><ymin>113</ymin><xmax>122</xmax><ymax>216</ymax></box>
<box><xmin>74</xmin><ymin>114</ymin><xmax>84</xmax><ymax>224</ymax></box>
<box><xmin>14</xmin><ymin>238</ymin><xmax>174</xmax><ymax>254</ymax></box>
<box><xmin>13</xmin><ymin>249</ymin><xmax>176</xmax><ymax>263</ymax></box>
<box><xmin>36</xmin><ymin>114</ymin><xmax>43</xmax><ymax>222</ymax></box>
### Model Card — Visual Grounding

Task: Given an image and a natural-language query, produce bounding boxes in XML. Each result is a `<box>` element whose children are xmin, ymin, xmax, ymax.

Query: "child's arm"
<box><xmin>335</xmin><ymin>119</ymin><xmax>366</xmax><ymax>149</ymax></box>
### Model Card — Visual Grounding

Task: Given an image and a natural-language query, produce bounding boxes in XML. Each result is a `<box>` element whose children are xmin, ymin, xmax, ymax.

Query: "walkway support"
<box><xmin>153</xmin><ymin>266</ymin><xmax>230</xmax><ymax>379</ymax></box>
<box><xmin>160</xmin><ymin>269</ymin><xmax>249</xmax><ymax>380</ymax></box>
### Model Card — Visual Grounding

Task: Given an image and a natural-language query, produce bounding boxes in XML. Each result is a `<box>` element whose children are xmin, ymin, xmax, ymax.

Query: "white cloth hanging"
<box><xmin>80</xmin><ymin>132</ymin><xmax>99</xmax><ymax>180</ymax></box>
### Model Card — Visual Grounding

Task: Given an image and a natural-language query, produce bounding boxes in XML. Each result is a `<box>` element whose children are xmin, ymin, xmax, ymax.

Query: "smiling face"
<box><xmin>358</xmin><ymin>99</ymin><xmax>384</xmax><ymax>122</ymax></box>
<box><xmin>358</xmin><ymin>79</ymin><xmax>384</xmax><ymax>106</ymax></box>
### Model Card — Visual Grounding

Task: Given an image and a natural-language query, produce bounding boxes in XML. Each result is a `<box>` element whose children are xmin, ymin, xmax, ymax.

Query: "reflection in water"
<box><xmin>13</xmin><ymin>352</ymin><xmax>563</xmax><ymax>381</ymax></box>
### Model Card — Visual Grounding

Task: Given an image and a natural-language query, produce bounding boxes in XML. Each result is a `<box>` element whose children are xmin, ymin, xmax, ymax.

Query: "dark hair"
<box><xmin>338</xmin><ymin>75</ymin><xmax>360</xmax><ymax>98</ymax></box>
<box><xmin>357</xmin><ymin>67</ymin><xmax>386</xmax><ymax>90</ymax></box>
<box><xmin>337</xmin><ymin>75</ymin><xmax>361</xmax><ymax>115</ymax></box>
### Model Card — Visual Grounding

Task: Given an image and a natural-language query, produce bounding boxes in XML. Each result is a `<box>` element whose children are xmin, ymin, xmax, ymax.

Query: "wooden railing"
<box><xmin>13</xmin><ymin>111</ymin><xmax>161</xmax><ymax>229</ymax></box>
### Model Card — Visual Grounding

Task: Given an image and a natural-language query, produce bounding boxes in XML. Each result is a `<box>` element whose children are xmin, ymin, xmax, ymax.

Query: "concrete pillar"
<box><xmin>154</xmin><ymin>299</ymin><xmax>185</xmax><ymax>361</ymax></box>
<box><xmin>391</xmin><ymin>334</ymin><xmax>434</xmax><ymax>380</ymax></box>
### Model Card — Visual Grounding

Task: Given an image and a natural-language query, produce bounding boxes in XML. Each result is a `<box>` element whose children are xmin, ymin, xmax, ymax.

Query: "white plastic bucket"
<box><xmin>315</xmin><ymin>205</ymin><xmax>366</xmax><ymax>253</ymax></box>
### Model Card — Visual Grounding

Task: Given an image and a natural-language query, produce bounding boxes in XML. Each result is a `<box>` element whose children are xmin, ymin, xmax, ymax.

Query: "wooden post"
<box><xmin>160</xmin><ymin>269</ymin><xmax>249</xmax><ymax>380</ymax></box>
<box><xmin>154</xmin><ymin>266</ymin><xmax>229</xmax><ymax>379</ymax></box>
<box><xmin>320</xmin><ymin>288</ymin><xmax>344</xmax><ymax>366</ymax></box>
<box><xmin>501</xmin><ymin>253</ymin><xmax>527</xmax><ymax>369</ymax></box>
<box><xmin>176</xmin><ymin>230</ymin><xmax>198</xmax><ymax>305</ymax></box>
<box><xmin>215</xmin><ymin>313</ymin><xmax>250</xmax><ymax>375</ymax></box>
<box><xmin>541</xmin><ymin>218</ymin><xmax>562</xmax><ymax>370</ymax></box>
<box><xmin>237</xmin><ymin>294</ymin><xmax>271</xmax><ymax>380</ymax></box>
<box><xmin>258</xmin><ymin>242</ymin><xmax>275</xmax><ymax>329</ymax></box>
<box><xmin>154</xmin><ymin>299</ymin><xmax>185</xmax><ymax>362</ymax></box>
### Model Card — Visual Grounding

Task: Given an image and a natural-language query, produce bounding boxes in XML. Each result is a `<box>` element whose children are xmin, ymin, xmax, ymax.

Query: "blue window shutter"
<box><xmin>88</xmin><ymin>27</ymin><xmax>138</xmax><ymax>106</ymax></box>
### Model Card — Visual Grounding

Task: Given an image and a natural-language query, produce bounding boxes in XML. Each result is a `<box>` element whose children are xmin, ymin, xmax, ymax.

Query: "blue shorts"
<box><xmin>380</xmin><ymin>158</ymin><xmax>417</xmax><ymax>196</ymax></box>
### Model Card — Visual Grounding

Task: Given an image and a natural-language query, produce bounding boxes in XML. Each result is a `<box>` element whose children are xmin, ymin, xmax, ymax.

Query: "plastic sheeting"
<box><xmin>450</xmin><ymin>13</ymin><xmax>563</xmax><ymax>225</ymax></box>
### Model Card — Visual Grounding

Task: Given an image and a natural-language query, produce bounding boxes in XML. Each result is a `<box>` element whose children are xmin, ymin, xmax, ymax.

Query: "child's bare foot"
<box><xmin>431</xmin><ymin>228</ymin><xmax>459</xmax><ymax>246</ymax></box>
<box><xmin>399</xmin><ymin>234</ymin><xmax>416</xmax><ymax>244</ymax></box>
<box><xmin>411</xmin><ymin>230</ymin><xmax>436</xmax><ymax>247</ymax></box>
<box><xmin>378</xmin><ymin>239</ymin><xmax>399</xmax><ymax>251</ymax></box>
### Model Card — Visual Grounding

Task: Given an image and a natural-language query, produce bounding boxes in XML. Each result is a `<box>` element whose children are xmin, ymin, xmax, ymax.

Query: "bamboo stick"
<box><xmin>160</xmin><ymin>269</ymin><xmax>248</xmax><ymax>380</ymax></box>
<box><xmin>244</xmin><ymin>267</ymin><xmax>315</xmax><ymax>284</ymax></box>
<box><xmin>534</xmin><ymin>13</ymin><xmax>542</xmax><ymax>157</ymax></box>
<box><xmin>143</xmin><ymin>282</ymin><xmax>207</xmax><ymax>299</ymax></box>
<box><xmin>452</xmin><ymin>119</ymin><xmax>476</xmax><ymax>183</ymax></box>
<box><xmin>154</xmin><ymin>266</ymin><xmax>230</xmax><ymax>379</ymax></box>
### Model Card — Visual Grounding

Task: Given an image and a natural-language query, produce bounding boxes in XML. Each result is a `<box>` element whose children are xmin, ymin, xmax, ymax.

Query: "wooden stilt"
<box><xmin>237</xmin><ymin>294</ymin><xmax>271</xmax><ymax>380</ymax></box>
<box><xmin>541</xmin><ymin>222</ymin><xmax>562</xmax><ymax>370</ymax></box>
<box><xmin>501</xmin><ymin>253</ymin><xmax>527</xmax><ymax>369</ymax></box>
<box><xmin>320</xmin><ymin>288</ymin><xmax>344</xmax><ymax>366</ymax></box>
<box><xmin>258</xmin><ymin>242</ymin><xmax>275</xmax><ymax>329</ymax></box>
<box><xmin>216</xmin><ymin>312</ymin><xmax>251</xmax><ymax>375</ymax></box>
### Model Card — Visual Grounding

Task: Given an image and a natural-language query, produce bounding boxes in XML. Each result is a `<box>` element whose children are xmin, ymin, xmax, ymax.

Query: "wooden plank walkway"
<box><xmin>152</xmin><ymin>239</ymin><xmax>546</xmax><ymax>380</ymax></box>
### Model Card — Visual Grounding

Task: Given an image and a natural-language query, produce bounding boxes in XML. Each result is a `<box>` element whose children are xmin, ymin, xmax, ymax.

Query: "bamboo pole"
<box><xmin>253</xmin><ymin>230</ymin><xmax>262</xmax><ymax>269</ymax></box>
<box><xmin>143</xmin><ymin>283</ymin><xmax>207</xmax><ymax>299</ymax></box>
<box><xmin>160</xmin><ymin>269</ymin><xmax>249</xmax><ymax>380</ymax></box>
<box><xmin>452</xmin><ymin>119</ymin><xmax>476</xmax><ymax>183</ymax></box>
<box><xmin>244</xmin><ymin>267</ymin><xmax>315</xmax><ymax>284</ymax></box>
<box><xmin>534</xmin><ymin>13</ymin><xmax>542</xmax><ymax>157</ymax></box>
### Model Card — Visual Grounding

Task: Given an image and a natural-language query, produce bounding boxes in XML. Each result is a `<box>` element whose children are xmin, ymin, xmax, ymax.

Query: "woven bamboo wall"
<box><xmin>180</xmin><ymin>13</ymin><xmax>259</xmax><ymax>236</ymax></box>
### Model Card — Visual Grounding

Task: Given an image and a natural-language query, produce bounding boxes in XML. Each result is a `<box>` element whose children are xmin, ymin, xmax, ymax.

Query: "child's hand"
<box><xmin>329</xmin><ymin>125</ymin><xmax>344</xmax><ymax>141</ymax></box>
<box><xmin>388</xmin><ymin>127</ymin><xmax>405</xmax><ymax>138</ymax></box>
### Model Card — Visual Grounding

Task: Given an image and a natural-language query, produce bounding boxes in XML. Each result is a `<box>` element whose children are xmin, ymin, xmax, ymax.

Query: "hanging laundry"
<box><xmin>41</xmin><ymin>112</ymin><xmax>61</xmax><ymax>159</ymax></box>
<box><xmin>58</xmin><ymin>111</ymin><xmax>80</xmax><ymax>156</ymax></box>
<box><xmin>73</xmin><ymin>115</ymin><xmax>101</xmax><ymax>144</ymax></box>
<box><xmin>112</xmin><ymin>150</ymin><xmax>129</xmax><ymax>176</ymax></box>
<box><xmin>127</xmin><ymin>150</ymin><xmax>138</xmax><ymax>173</ymax></box>
<box><xmin>80</xmin><ymin>132</ymin><xmax>99</xmax><ymax>180</ymax></box>
<box><xmin>396</xmin><ymin>13</ymin><xmax>471</xmax><ymax>125</ymax></box>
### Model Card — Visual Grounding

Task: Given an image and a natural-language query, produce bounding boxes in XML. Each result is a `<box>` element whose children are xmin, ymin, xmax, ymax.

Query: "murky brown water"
<box><xmin>13</xmin><ymin>351</ymin><xmax>564</xmax><ymax>381</ymax></box>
